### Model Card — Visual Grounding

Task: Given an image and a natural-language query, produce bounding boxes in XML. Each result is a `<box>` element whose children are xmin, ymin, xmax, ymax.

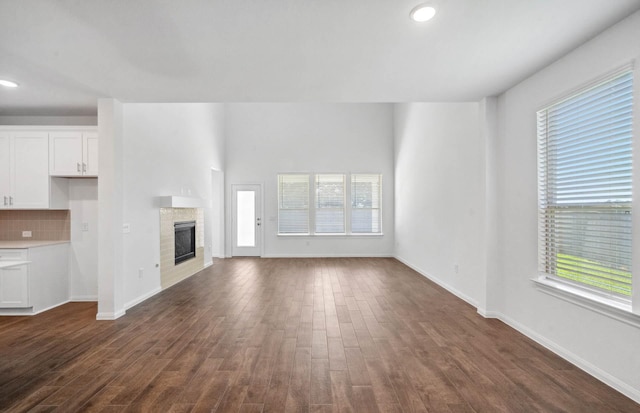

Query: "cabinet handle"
<box><xmin>82</xmin><ymin>163</ymin><xmax>86</xmax><ymax>173</ymax></box>
<box><xmin>77</xmin><ymin>162</ymin><xmax>81</xmax><ymax>172</ymax></box>
<box><xmin>3</xmin><ymin>196</ymin><xmax>6</xmax><ymax>206</ymax></box>
<box><xmin>9</xmin><ymin>196</ymin><xmax>13</xmax><ymax>206</ymax></box>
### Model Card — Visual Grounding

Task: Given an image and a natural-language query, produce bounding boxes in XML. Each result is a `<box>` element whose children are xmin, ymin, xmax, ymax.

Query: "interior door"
<box><xmin>232</xmin><ymin>184</ymin><xmax>262</xmax><ymax>256</ymax></box>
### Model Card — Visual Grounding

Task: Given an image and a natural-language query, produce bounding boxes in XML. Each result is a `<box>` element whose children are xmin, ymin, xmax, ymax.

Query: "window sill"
<box><xmin>532</xmin><ymin>277</ymin><xmax>640</xmax><ymax>329</ymax></box>
<box><xmin>277</xmin><ymin>233</ymin><xmax>384</xmax><ymax>238</ymax></box>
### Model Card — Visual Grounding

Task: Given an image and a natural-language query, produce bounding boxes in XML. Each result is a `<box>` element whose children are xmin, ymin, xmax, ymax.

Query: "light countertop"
<box><xmin>0</xmin><ymin>240</ymin><xmax>70</xmax><ymax>249</ymax></box>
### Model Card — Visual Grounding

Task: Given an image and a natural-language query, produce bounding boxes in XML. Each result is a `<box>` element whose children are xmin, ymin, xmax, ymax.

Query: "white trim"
<box><xmin>393</xmin><ymin>255</ymin><xmax>479</xmax><ymax>308</ymax></box>
<box><xmin>204</xmin><ymin>260</ymin><xmax>213</xmax><ymax>268</ymax></box>
<box><xmin>0</xmin><ymin>309</ymin><xmax>34</xmax><ymax>316</ymax></box>
<box><xmin>476</xmin><ymin>307</ymin><xmax>493</xmax><ymax>318</ymax></box>
<box><xmin>263</xmin><ymin>253</ymin><xmax>393</xmax><ymax>258</ymax></box>
<box><xmin>277</xmin><ymin>233</ymin><xmax>384</xmax><ymax>238</ymax></box>
<box><xmin>96</xmin><ymin>309</ymin><xmax>126</xmax><ymax>320</ymax></box>
<box><xmin>157</xmin><ymin>196</ymin><xmax>211</xmax><ymax>208</ymax></box>
<box><xmin>537</xmin><ymin>61</ymin><xmax>634</xmax><ymax>112</ymax></box>
<box><xmin>0</xmin><ymin>125</ymin><xmax>97</xmax><ymax>131</ymax></box>
<box><xmin>124</xmin><ymin>286</ymin><xmax>162</xmax><ymax>311</ymax></box>
<box><xmin>485</xmin><ymin>310</ymin><xmax>640</xmax><ymax>404</ymax></box>
<box><xmin>0</xmin><ymin>299</ymin><xmax>71</xmax><ymax>316</ymax></box>
<box><xmin>533</xmin><ymin>277</ymin><xmax>640</xmax><ymax>329</ymax></box>
<box><xmin>33</xmin><ymin>300</ymin><xmax>71</xmax><ymax>315</ymax></box>
<box><xmin>70</xmin><ymin>295</ymin><xmax>98</xmax><ymax>302</ymax></box>
<box><xmin>632</xmin><ymin>56</ymin><xmax>640</xmax><ymax>315</ymax></box>
<box><xmin>477</xmin><ymin>309</ymin><xmax>502</xmax><ymax>319</ymax></box>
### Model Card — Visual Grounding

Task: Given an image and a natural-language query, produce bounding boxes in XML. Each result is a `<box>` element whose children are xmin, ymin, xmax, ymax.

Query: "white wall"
<box><xmin>494</xmin><ymin>11</ymin><xmax>640</xmax><ymax>400</ymax></box>
<box><xmin>97</xmin><ymin>98</ymin><xmax>125</xmax><ymax>319</ymax></box>
<box><xmin>394</xmin><ymin>102</ymin><xmax>486</xmax><ymax>306</ymax></box>
<box><xmin>225</xmin><ymin>103</ymin><xmax>394</xmax><ymax>257</ymax></box>
<box><xmin>211</xmin><ymin>169</ymin><xmax>225</xmax><ymax>258</ymax></box>
<box><xmin>68</xmin><ymin>178</ymin><xmax>98</xmax><ymax>300</ymax></box>
<box><xmin>121</xmin><ymin>103</ymin><xmax>225</xmax><ymax>308</ymax></box>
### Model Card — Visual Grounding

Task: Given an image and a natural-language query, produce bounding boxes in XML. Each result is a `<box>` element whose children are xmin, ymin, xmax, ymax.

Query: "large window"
<box><xmin>537</xmin><ymin>69</ymin><xmax>634</xmax><ymax>301</ymax></box>
<box><xmin>315</xmin><ymin>174</ymin><xmax>345</xmax><ymax>233</ymax></box>
<box><xmin>351</xmin><ymin>174</ymin><xmax>382</xmax><ymax>233</ymax></box>
<box><xmin>278</xmin><ymin>173</ymin><xmax>382</xmax><ymax>235</ymax></box>
<box><xmin>278</xmin><ymin>174</ymin><xmax>309</xmax><ymax>234</ymax></box>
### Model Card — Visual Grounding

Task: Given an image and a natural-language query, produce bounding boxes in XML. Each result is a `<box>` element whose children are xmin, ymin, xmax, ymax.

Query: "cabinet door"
<box><xmin>0</xmin><ymin>265</ymin><xmax>29</xmax><ymax>308</ymax></box>
<box><xmin>49</xmin><ymin>132</ymin><xmax>83</xmax><ymax>176</ymax></box>
<box><xmin>83</xmin><ymin>132</ymin><xmax>99</xmax><ymax>176</ymax></box>
<box><xmin>12</xmin><ymin>132</ymin><xmax>50</xmax><ymax>209</ymax></box>
<box><xmin>0</xmin><ymin>133</ymin><xmax>10</xmax><ymax>209</ymax></box>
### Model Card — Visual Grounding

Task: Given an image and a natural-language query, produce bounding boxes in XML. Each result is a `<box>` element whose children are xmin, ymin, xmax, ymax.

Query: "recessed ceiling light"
<box><xmin>0</xmin><ymin>79</ymin><xmax>19</xmax><ymax>88</ymax></box>
<box><xmin>410</xmin><ymin>4</ymin><xmax>437</xmax><ymax>22</ymax></box>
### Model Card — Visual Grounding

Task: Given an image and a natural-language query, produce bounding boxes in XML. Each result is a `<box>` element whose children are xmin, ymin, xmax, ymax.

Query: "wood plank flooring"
<box><xmin>0</xmin><ymin>257</ymin><xmax>638</xmax><ymax>412</ymax></box>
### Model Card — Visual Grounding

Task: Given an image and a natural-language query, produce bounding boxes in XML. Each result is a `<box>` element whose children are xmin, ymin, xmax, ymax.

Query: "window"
<box><xmin>278</xmin><ymin>174</ymin><xmax>309</xmax><ymax>234</ymax></box>
<box><xmin>351</xmin><ymin>174</ymin><xmax>382</xmax><ymax>233</ymax></box>
<box><xmin>278</xmin><ymin>173</ymin><xmax>382</xmax><ymax>235</ymax></box>
<box><xmin>537</xmin><ymin>69</ymin><xmax>634</xmax><ymax>301</ymax></box>
<box><xmin>315</xmin><ymin>174</ymin><xmax>345</xmax><ymax>233</ymax></box>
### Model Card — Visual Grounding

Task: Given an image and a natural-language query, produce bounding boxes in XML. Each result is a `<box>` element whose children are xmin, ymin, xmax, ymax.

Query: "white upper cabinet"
<box><xmin>0</xmin><ymin>133</ymin><xmax>10</xmax><ymax>207</ymax></box>
<box><xmin>0</xmin><ymin>131</ymin><xmax>49</xmax><ymax>209</ymax></box>
<box><xmin>49</xmin><ymin>131</ymin><xmax>98</xmax><ymax>177</ymax></box>
<box><xmin>83</xmin><ymin>132</ymin><xmax>99</xmax><ymax>176</ymax></box>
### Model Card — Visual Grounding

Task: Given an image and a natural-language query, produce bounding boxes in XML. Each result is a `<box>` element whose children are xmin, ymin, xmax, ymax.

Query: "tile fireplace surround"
<box><xmin>159</xmin><ymin>207</ymin><xmax>204</xmax><ymax>289</ymax></box>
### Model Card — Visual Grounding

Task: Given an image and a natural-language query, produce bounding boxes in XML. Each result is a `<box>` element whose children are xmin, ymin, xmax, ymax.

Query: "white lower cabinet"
<box><xmin>0</xmin><ymin>265</ymin><xmax>29</xmax><ymax>308</ymax></box>
<box><xmin>0</xmin><ymin>244</ymin><xmax>69</xmax><ymax>314</ymax></box>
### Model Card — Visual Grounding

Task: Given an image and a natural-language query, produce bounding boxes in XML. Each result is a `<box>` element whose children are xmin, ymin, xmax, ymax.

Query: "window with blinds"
<box><xmin>278</xmin><ymin>174</ymin><xmax>309</xmax><ymax>234</ymax></box>
<box><xmin>351</xmin><ymin>174</ymin><xmax>382</xmax><ymax>233</ymax></box>
<box><xmin>315</xmin><ymin>174</ymin><xmax>346</xmax><ymax>233</ymax></box>
<box><xmin>537</xmin><ymin>69</ymin><xmax>634</xmax><ymax>299</ymax></box>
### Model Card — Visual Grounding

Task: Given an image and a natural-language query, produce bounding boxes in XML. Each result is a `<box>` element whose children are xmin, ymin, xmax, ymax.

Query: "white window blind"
<box><xmin>351</xmin><ymin>174</ymin><xmax>382</xmax><ymax>233</ymax></box>
<box><xmin>278</xmin><ymin>174</ymin><xmax>309</xmax><ymax>234</ymax></box>
<box><xmin>537</xmin><ymin>70</ymin><xmax>634</xmax><ymax>299</ymax></box>
<box><xmin>315</xmin><ymin>174</ymin><xmax>345</xmax><ymax>233</ymax></box>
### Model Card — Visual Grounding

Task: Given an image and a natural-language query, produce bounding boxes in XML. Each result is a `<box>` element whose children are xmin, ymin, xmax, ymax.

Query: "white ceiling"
<box><xmin>1</xmin><ymin>0</ymin><xmax>639</xmax><ymax>115</ymax></box>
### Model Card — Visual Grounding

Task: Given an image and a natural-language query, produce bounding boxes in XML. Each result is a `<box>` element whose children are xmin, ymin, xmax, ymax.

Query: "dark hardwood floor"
<box><xmin>0</xmin><ymin>257</ymin><xmax>638</xmax><ymax>412</ymax></box>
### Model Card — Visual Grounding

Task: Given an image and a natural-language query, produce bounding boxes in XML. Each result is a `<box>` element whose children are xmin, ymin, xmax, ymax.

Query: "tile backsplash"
<box><xmin>0</xmin><ymin>210</ymin><xmax>71</xmax><ymax>241</ymax></box>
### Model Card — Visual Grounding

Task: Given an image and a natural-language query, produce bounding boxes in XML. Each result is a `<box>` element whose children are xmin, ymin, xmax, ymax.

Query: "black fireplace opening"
<box><xmin>174</xmin><ymin>221</ymin><xmax>196</xmax><ymax>265</ymax></box>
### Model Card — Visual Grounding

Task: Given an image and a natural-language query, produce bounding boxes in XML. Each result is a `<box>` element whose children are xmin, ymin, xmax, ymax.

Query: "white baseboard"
<box><xmin>124</xmin><ymin>286</ymin><xmax>162</xmax><ymax>311</ymax></box>
<box><xmin>96</xmin><ymin>309</ymin><xmax>126</xmax><ymax>320</ymax></box>
<box><xmin>70</xmin><ymin>295</ymin><xmax>98</xmax><ymax>302</ymax></box>
<box><xmin>0</xmin><ymin>300</ymin><xmax>71</xmax><ymax>316</ymax></box>
<box><xmin>394</xmin><ymin>255</ymin><xmax>478</xmax><ymax>308</ymax></box>
<box><xmin>262</xmin><ymin>253</ymin><xmax>393</xmax><ymax>258</ymax></box>
<box><xmin>204</xmin><ymin>260</ymin><xmax>213</xmax><ymax>268</ymax></box>
<box><xmin>490</xmin><ymin>310</ymin><xmax>640</xmax><ymax>404</ymax></box>
<box><xmin>477</xmin><ymin>309</ymin><xmax>501</xmax><ymax>318</ymax></box>
<box><xmin>34</xmin><ymin>300</ymin><xmax>71</xmax><ymax>315</ymax></box>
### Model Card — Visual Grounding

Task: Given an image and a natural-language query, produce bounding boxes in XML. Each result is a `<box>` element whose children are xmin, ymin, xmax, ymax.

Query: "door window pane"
<box><xmin>237</xmin><ymin>191</ymin><xmax>255</xmax><ymax>247</ymax></box>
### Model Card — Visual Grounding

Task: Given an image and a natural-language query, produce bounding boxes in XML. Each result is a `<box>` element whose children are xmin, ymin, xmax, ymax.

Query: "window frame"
<box><xmin>314</xmin><ymin>173</ymin><xmax>346</xmax><ymax>235</ymax></box>
<box><xmin>277</xmin><ymin>172</ymin><xmax>383</xmax><ymax>237</ymax></box>
<box><xmin>350</xmin><ymin>173</ymin><xmax>383</xmax><ymax>234</ymax></box>
<box><xmin>277</xmin><ymin>173</ymin><xmax>311</xmax><ymax>235</ymax></box>
<box><xmin>534</xmin><ymin>63</ymin><xmax>640</xmax><ymax>322</ymax></box>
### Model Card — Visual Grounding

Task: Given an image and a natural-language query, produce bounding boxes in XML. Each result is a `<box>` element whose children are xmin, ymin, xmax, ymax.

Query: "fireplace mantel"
<box><xmin>158</xmin><ymin>196</ymin><xmax>211</xmax><ymax>208</ymax></box>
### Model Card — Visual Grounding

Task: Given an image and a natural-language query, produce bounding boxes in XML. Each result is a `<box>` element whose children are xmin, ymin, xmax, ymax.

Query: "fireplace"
<box><xmin>174</xmin><ymin>221</ymin><xmax>196</xmax><ymax>265</ymax></box>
